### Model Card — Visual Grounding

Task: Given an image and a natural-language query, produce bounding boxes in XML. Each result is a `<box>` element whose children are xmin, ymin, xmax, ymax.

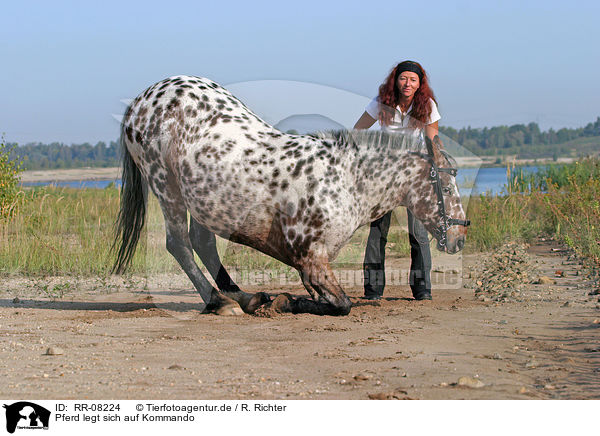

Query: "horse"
<box><xmin>112</xmin><ymin>75</ymin><xmax>470</xmax><ymax>316</ymax></box>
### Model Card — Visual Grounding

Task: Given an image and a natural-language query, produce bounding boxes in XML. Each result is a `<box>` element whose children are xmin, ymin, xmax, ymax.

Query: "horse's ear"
<box><xmin>426</xmin><ymin>135</ymin><xmax>445</xmax><ymax>166</ymax></box>
<box><xmin>435</xmin><ymin>135</ymin><xmax>448</xmax><ymax>165</ymax></box>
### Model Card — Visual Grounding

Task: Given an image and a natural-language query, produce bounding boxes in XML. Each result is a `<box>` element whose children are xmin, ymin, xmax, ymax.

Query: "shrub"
<box><xmin>0</xmin><ymin>139</ymin><xmax>25</xmax><ymax>218</ymax></box>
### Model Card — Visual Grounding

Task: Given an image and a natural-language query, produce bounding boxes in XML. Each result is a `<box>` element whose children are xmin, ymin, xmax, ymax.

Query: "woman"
<box><xmin>354</xmin><ymin>60</ymin><xmax>440</xmax><ymax>301</ymax></box>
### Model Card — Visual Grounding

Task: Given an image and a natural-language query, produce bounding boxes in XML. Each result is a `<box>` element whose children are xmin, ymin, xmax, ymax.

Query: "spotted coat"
<box><xmin>118</xmin><ymin>75</ymin><xmax>467</xmax><ymax>315</ymax></box>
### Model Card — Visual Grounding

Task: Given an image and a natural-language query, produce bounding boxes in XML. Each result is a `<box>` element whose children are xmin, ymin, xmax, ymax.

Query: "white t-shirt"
<box><xmin>365</xmin><ymin>97</ymin><xmax>441</xmax><ymax>136</ymax></box>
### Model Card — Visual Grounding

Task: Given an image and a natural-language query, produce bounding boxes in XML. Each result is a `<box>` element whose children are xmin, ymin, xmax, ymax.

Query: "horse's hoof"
<box><xmin>272</xmin><ymin>293</ymin><xmax>293</xmax><ymax>313</ymax></box>
<box><xmin>216</xmin><ymin>303</ymin><xmax>244</xmax><ymax>316</ymax></box>
<box><xmin>245</xmin><ymin>292</ymin><xmax>271</xmax><ymax>314</ymax></box>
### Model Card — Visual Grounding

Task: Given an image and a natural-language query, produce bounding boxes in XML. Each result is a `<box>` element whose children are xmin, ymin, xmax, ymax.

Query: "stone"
<box><xmin>45</xmin><ymin>347</ymin><xmax>64</xmax><ymax>356</ymax></box>
<box><xmin>353</xmin><ymin>374</ymin><xmax>370</xmax><ymax>381</ymax></box>
<box><xmin>457</xmin><ymin>376</ymin><xmax>485</xmax><ymax>388</ymax></box>
<box><xmin>367</xmin><ymin>392</ymin><xmax>389</xmax><ymax>400</ymax></box>
<box><xmin>367</xmin><ymin>389</ymin><xmax>410</xmax><ymax>400</ymax></box>
<box><xmin>536</xmin><ymin>276</ymin><xmax>555</xmax><ymax>285</ymax></box>
<box><xmin>168</xmin><ymin>364</ymin><xmax>184</xmax><ymax>370</ymax></box>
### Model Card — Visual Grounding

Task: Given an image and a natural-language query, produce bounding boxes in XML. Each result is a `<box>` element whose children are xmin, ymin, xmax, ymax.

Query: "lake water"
<box><xmin>21</xmin><ymin>166</ymin><xmax>543</xmax><ymax>196</ymax></box>
<box><xmin>457</xmin><ymin>166</ymin><xmax>541</xmax><ymax>196</ymax></box>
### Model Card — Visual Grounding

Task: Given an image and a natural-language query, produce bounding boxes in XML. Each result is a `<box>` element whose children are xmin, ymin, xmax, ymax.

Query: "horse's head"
<box><xmin>407</xmin><ymin>135</ymin><xmax>469</xmax><ymax>254</ymax></box>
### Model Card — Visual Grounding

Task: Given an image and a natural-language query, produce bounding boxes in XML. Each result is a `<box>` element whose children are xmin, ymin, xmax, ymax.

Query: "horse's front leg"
<box><xmin>275</xmin><ymin>252</ymin><xmax>352</xmax><ymax>316</ymax></box>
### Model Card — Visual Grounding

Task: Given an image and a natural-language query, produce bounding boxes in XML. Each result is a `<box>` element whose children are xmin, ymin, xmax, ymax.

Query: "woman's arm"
<box><xmin>354</xmin><ymin>111</ymin><xmax>377</xmax><ymax>130</ymax></box>
<box><xmin>425</xmin><ymin>120</ymin><xmax>439</xmax><ymax>142</ymax></box>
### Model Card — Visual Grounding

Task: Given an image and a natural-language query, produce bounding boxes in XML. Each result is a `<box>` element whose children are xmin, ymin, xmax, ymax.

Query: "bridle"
<box><xmin>409</xmin><ymin>148</ymin><xmax>471</xmax><ymax>250</ymax></box>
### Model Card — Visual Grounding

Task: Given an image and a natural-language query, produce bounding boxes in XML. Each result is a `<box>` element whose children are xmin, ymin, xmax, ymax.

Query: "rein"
<box><xmin>409</xmin><ymin>150</ymin><xmax>471</xmax><ymax>250</ymax></box>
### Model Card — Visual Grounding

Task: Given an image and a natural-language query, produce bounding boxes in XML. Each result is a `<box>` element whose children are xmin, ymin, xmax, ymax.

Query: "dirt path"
<box><xmin>1</xmin><ymin>240</ymin><xmax>599</xmax><ymax>399</ymax></box>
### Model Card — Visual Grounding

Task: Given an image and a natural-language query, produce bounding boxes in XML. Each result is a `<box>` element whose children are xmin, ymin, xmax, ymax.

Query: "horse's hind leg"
<box><xmin>159</xmin><ymin>203</ymin><xmax>243</xmax><ymax>315</ymax></box>
<box><xmin>188</xmin><ymin>219</ymin><xmax>270</xmax><ymax>313</ymax></box>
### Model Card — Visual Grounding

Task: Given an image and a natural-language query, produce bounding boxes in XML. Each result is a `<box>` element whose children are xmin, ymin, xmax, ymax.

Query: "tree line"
<box><xmin>439</xmin><ymin>117</ymin><xmax>600</xmax><ymax>157</ymax></box>
<box><xmin>7</xmin><ymin>117</ymin><xmax>600</xmax><ymax>170</ymax></box>
<box><xmin>9</xmin><ymin>141</ymin><xmax>121</xmax><ymax>170</ymax></box>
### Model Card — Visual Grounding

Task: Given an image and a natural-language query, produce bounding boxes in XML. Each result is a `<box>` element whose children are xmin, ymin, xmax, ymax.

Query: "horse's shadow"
<box><xmin>0</xmin><ymin>298</ymin><xmax>201</xmax><ymax>313</ymax></box>
<box><xmin>350</xmin><ymin>296</ymin><xmax>410</xmax><ymax>307</ymax></box>
<box><xmin>2</xmin><ymin>294</ymin><xmax>416</xmax><ymax>314</ymax></box>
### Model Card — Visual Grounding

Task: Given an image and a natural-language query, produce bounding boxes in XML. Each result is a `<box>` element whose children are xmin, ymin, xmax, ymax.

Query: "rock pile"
<box><xmin>468</xmin><ymin>242</ymin><xmax>540</xmax><ymax>302</ymax></box>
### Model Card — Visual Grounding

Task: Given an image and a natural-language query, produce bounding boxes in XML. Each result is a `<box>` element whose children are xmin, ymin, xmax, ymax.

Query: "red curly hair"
<box><xmin>377</xmin><ymin>61</ymin><xmax>437</xmax><ymax>128</ymax></box>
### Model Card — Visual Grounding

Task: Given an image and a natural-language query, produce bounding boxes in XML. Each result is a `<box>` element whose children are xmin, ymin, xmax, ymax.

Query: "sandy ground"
<box><xmin>1</xmin><ymin>240</ymin><xmax>599</xmax><ymax>400</ymax></box>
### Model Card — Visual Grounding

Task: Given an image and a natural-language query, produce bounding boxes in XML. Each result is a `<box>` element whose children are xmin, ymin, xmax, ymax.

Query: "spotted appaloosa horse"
<box><xmin>112</xmin><ymin>75</ymin><xmax>469</xmax><ymax>316</ymax></box>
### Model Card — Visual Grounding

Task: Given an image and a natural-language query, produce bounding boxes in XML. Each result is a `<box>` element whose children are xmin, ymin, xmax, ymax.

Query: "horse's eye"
<box><xmin>442</xmin><ymin>187</ymin><xmax>453</xmax><ymax>195</ymax></box>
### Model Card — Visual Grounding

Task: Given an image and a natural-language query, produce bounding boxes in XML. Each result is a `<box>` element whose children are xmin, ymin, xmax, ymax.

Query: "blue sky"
<box><xmin>1</xmin><ymin>0</ymin><xmax>599</xmax><ymax>144</ymax></box>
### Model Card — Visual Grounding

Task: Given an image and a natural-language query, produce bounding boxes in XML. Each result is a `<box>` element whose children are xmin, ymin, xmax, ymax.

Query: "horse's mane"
<box><xmin>310</xmin><ymin>129</ymin><xmax>427</xmax><ymax>153</ymax></box>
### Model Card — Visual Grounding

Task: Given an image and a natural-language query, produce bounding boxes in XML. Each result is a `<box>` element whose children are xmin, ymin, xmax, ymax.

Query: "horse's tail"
<box><xmin>111</xmin><ymin>117</ymin><xmax>147</xmax><ymax>274</ymax></box>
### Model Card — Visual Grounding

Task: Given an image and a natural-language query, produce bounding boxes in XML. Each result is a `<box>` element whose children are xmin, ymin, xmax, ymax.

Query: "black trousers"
<box><xmin>363</xmin><ymin>210</ymin><xmax>432</xmax><ymax>298</ymax></box>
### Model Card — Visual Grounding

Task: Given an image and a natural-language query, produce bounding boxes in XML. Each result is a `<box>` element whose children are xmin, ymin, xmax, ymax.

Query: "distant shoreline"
<box><xmin>477</xmin><ymin>156</ymin><xmax>576</xmax><ymax>168</ymax></box>
<box><xmin>20</xmin><ymin>167</ymin><xmax>120</xmax><ymax>183</ymax></box>
<box><xmin>19</xmin><ymin>156</ymin><xmax>578</xmax><ymax>183</ymax></box>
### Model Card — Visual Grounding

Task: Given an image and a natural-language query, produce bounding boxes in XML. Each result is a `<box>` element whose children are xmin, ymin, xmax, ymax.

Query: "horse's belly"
<box><xmin>188</xmin><ymin>193</ymin><xmax>275</xmax><ymax>239</ymax></box>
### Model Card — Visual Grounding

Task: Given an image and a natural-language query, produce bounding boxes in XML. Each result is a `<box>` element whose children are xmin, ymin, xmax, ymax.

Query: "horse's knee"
<box><xmin>333</xmin><ymin>296</ymin><xmax>352</xmax><ymax>316</ymax></box>
<box><xmin>327</xmin><ymin>293</ymin><xmax>352</xmax><ymax>316</ymax></box>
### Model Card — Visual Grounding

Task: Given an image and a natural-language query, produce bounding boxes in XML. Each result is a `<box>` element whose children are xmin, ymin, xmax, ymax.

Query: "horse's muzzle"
<box><xmin>444</xmin><ymin>234</ymin><xmax>466</xmax><ymax>254</ymax></box>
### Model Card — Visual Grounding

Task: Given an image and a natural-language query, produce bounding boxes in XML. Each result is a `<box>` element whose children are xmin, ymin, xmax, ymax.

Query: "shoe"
<box><xmin>413</xmin><ymin>289</ymin><xmax>432</xmax><ymax>300</ymax></box>
<box><xmin>362</xmin><ymin>294</ymin><xmax>382</xmax><ymax>301</ymax></box>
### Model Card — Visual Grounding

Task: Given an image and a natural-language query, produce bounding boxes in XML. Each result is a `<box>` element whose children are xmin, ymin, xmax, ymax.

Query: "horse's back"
<box><xmin>121</xmin><ymin>76</ymin><xmax>291</xmax><ymax>235</ymax></box>
<box><xmin>121</xmin><ymin>76</ymin><xmax>363</xmax><ymax>263</ymax></box>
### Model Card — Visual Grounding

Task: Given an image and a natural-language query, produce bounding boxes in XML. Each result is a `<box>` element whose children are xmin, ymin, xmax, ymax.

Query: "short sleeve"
<box><xmin>365</xmin><ymin>97</ymin><xmax>379</xmax><ymax>119</ymax></box>
<box><xmin>428</xmin><ymin>99</ymin><xmax>441</xmax><ymax>125</ymax></box>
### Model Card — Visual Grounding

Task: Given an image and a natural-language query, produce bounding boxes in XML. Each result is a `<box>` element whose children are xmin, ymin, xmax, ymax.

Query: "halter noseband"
<box><xmin>409</xmin><ymin>150</ymin><xmax>471</xmax><ymax>250</ymax></box>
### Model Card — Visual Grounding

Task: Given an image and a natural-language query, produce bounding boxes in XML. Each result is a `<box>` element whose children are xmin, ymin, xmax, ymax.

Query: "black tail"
<box><xmin>111</xmin><ymin>129</ymin><xmax>147</xmax><ymax>274</ymax></box>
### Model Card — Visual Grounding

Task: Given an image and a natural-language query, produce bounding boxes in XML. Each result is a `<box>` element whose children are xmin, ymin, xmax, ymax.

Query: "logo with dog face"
<box><xmin>3</xmin><ymin>402</ymin><xmax>50</xmax><ymax>433</ymax></box>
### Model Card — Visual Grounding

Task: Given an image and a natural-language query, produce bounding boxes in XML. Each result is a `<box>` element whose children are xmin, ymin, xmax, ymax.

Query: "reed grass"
<box><xmin>4</xmin><ymin>157</ymin><xmax>597</xmax><ymax>279</ymax></box>
<box><xmin>0</xmin><ymin>185</ymin><xmax>412</xmax><ymax>277</ymax></box>
<box><xmin>0</xmin><ymin>185</ymin><xmax>174</xmax><ymax>276</ymax></box>
<box><xmin>466</xmin><ymin>157</ymin><xmax>600</xmax><ymax>272</ymax></box>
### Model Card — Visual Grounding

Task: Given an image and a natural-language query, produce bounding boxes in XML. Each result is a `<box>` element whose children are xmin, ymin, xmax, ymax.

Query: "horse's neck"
<box><xmin>349</xmin><ymin>149</ymin><xmax>421</xmax><ymax>226</ymax></box>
